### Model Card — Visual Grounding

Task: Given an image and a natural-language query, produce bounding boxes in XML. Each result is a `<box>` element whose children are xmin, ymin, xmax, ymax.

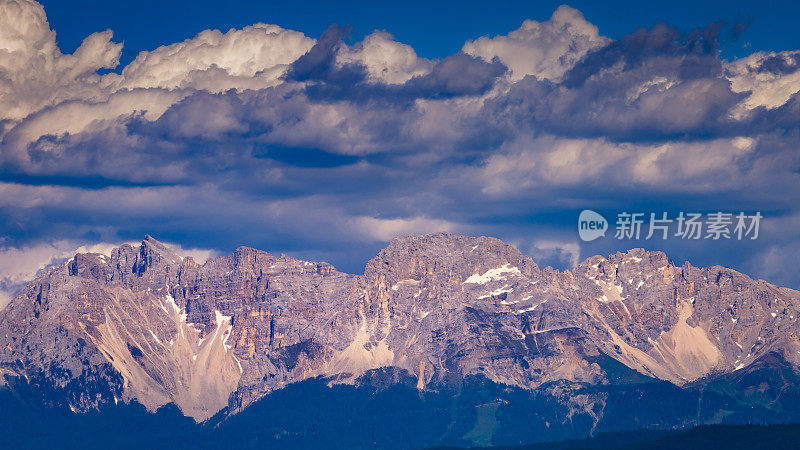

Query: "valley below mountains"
<box><xmin>2</xmin><ymin>232</ymin><xmax>800</xmax><ymax>448</ymax></box>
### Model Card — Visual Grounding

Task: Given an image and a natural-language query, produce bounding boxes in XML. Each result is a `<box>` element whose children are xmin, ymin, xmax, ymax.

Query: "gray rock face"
<box><xmin>1</xmin><ymin>233</ymin><xmax>799</xmax><ymax>422</ymax></box>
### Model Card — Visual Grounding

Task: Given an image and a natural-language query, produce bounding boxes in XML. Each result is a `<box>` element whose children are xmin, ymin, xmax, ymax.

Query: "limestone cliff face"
<box><xmin>1</xmin><ymin>233</ymin><xmax>799</xmax><ymax>422</ymax></box>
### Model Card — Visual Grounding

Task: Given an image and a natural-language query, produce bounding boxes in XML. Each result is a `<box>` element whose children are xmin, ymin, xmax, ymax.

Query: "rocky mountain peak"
<box><xmin>2</xmin><ymin>233</ymin><xmax>800</xmax><ymax>426</ymax></box>
<box><xmin>136</xmin><ymin>235</ymin><xmax>183</xmax><ymax>271</ymax></box>
<box><xmin>366</xmin><ymin>232</ymin><xmax>539</xmax><ymax>284</ymax></box>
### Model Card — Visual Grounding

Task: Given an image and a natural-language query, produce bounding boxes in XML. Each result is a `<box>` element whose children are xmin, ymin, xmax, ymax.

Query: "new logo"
<box><xmin>578</xmin><ymin>210</ymin><xmax>607</xmax><ymax>242</ymax></box>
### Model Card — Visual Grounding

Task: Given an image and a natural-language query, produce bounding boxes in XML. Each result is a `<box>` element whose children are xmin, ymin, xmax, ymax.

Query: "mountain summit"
<box><xmin>1</xmin><ymin>233</ymin><xmax>799</xmax><ymax>429</ymax></box>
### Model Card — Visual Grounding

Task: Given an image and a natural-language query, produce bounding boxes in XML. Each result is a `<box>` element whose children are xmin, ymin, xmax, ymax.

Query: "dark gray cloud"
<box><xmin>286</xmin><ymin>24</ymin><xmax>366</xmax><ymax>85</ymax></box>
<box><xmin>480</xmin><ymin>23</ymin><xmax>757</xmax><ymax>142</ymax></box>
<box><xmin>285</xmin><ymin>24</ymin><xmax>506</xmax><ymax>104</ymax></box>
<box><xmin>753</xmin><ymin>52</ymin><xmax>800</xmax><ymax>75</ymax></box>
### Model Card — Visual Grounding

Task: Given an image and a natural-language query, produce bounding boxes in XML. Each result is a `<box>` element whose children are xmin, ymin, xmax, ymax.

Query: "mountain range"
<box><xmin>1</xmin><ymin>232</ymin><xmax>800</xmax><ymax>448</ymax></box>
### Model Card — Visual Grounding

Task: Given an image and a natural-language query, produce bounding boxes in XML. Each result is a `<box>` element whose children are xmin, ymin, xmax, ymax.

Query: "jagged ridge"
<box><xmin>1</xmin><ymin>232</ymin><xmax>799</xmax><ymax>424</ymax></box>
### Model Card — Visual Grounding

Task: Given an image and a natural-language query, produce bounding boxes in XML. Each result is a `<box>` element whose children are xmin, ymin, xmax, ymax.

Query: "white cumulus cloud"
<box><xmin>337</xmin><ymin>31</ymin><xmax>433</xmax><ymax>84</ymax></box>
<box><xmin>462</xmin><ymin>5</ymin><xmax>609</xmax><ymax>81</ymax></box>
<box><xmin>0</xmin><ymin>0</ymin><xmax>122</xmax><ymax>122</ymax></box>
<box><xmin>104</xmin><ymin>23</ymin><xmax>314</xmax><ymax>92</ymax></box>
<box><xmin>726</xmin><ymin>51</ymin><xmax>800</xmax><ymax>116</ymax></box>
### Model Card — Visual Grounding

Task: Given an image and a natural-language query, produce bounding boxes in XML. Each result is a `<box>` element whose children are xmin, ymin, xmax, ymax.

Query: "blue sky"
<box><xmin>1</xmin><ymin>0</ymin><xmax>800</xmax><ymax>306</ymax></box>
<box><xmin>41</xmin><ymin>0</ymin><xmax>800</xmax><ymax>61</ymax></box>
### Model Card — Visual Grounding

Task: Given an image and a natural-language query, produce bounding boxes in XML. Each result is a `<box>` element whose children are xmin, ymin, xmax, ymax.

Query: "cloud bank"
<box><xmin>1</xmin><ymin>1</ymin><xmax>799</xmax><ymax>308</ymax></box>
